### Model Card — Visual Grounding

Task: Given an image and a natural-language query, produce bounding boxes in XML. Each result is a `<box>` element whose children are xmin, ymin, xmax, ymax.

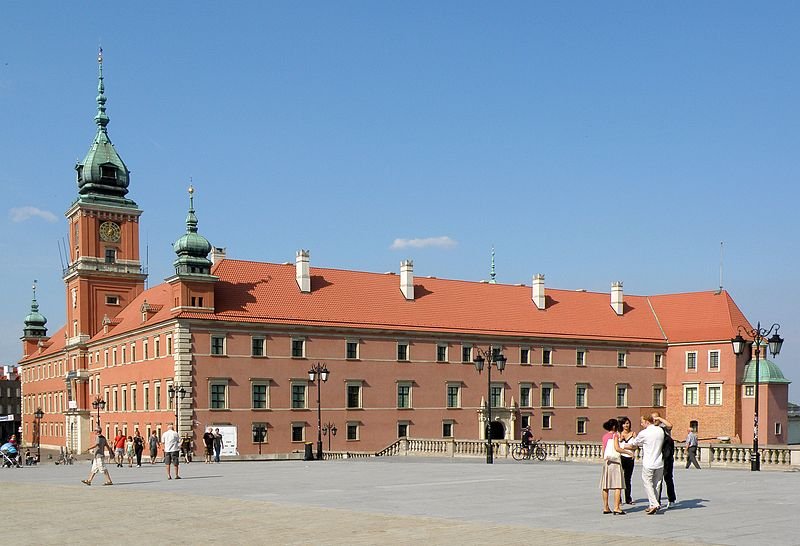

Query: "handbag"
<box><xmin>603</xmin><ymin>435</ymin><xmax>621</xmax><ymax>463</ymax></box>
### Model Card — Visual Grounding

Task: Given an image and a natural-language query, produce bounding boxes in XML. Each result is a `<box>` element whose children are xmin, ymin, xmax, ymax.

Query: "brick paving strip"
<box><xmin>9</xmin><ymin>483</ymin><xmax>707</xmax><ymax>546</ymax></box>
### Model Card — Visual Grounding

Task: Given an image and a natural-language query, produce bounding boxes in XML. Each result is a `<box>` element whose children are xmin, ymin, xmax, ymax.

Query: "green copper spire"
<box><xmin>489</xmin><ymin>246</ymin><xmax>496</xmax><ymax>284</ymax></box>
<box><xmin>173</xmin><ymin>185</ymin><xmax>213</xmax><ymax>276</ymax></box>
<box><xmin>23</xmin><ymin>280</ymin><xmax>48</xmax><ymax>338</ymax></box>
<box><xmin>75</xmin><ymin>48</ymin><xmax>136</xmax><ymax>208</ymax></box>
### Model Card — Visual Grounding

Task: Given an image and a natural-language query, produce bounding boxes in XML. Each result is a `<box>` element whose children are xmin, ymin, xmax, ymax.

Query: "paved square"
<box><xmin>4</xmin><ymin>458</ymin><xmax>796</xmax><ymax>545</ymax></box>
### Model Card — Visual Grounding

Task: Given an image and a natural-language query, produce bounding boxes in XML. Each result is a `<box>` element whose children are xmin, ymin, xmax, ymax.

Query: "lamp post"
<box><xmin>91</xmin><ymin>396</ymin><xmax>106</xmax><ymax>430</ymax></box>
<box><xmin>731</xmin><ymin>322</ymin><xmax>784</xmax><ymax>471</ymax></box>
<box><xmin>322</xmin><ymin>422</ymin><xmax>337</xmax><ymax>452</ymax></box>
<box><xmin>33</xmin><ymin>408</ymin><xmax>44</xmax><ymax>463</ymax></box>
<box><xmin>308</xmin><ymin>362</ymin><xmax>329</xmax><ymax>460</ymax></box>
<box><xmin>253</xmin><ymin>424</ymin><xmax>266</xmax><ymax>455</ymax></box>
<box><xmin>168</xmin><ymin>384</ymin><xmax>187</xmax><ymax>431</ymax></box>
<box><xmin>473</xmin><ymin>347</ymin><xmax>507</xmax><ymax>464</ymax></box>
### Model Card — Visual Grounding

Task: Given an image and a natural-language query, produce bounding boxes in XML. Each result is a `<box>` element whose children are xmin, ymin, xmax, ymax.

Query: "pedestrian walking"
<box><xmin>629</xmin><ymin>414</ymin><xmax>665</xmax><ymax>514</ymax></box>
<box><xmin>618</xmin><ymin>416</ymin><xmax>637</xmax><ymax>505</ymax></box>
<box><xmin>113</xmin><ymin>429</ymin><xmax>126</xmax><ymax>467</ymax></box>
<box><xmin>133</xmin><ymin>429</ymin><xmax>144</xmax><ymax>467</ymax></box>
<box><xmin>202</xmin><ymin>427</ymin><xmax>215</xmax><ymax>464</ymax></box>
<box><xmin>653</xmin><ymin>412</ymin><xmax>677</xmax><ymax>508</ymax></box>
<box><xmin>125</xmin><ymin>436</ymin><xmax>134</xmax><ymax>467</ymax></box>
<box><xmin>161</xmin><ymin>424</ymin><xmax>182</xmax><ymax>480</ymax></box>
<box><xmin>599</xmin><ymin>418</ymin><xmax>632</xmax><ymax>515</ymax></box>
<box><xmin>148</xmin><ymin>431</ymin><xmax>160</xmax><ymax>464</ymax></box>
<box><xmin>213</xmin><ymin>428</ymin><xmax>224</xmax><ymax>463</ymax></box>
<box><xmin>82</xmin><ymin>429</ymin><xmax>114</xmax><ymax>486</ymax></box>
<box><xmin>685</xmin><ymin>428</ymin><xmax>701</xmax><ymax>469</ymax></box>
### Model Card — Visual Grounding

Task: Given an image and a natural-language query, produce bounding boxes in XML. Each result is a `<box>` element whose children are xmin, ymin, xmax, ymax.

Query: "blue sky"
<box><xmin>1</xmin><ymin>3</ymin><xmax>797</xmax><ymax>393</ymax></box>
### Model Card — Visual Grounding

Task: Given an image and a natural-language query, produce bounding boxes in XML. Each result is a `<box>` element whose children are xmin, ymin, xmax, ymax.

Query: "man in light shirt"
<box><xmin>161</xmin><ymin>424</ymin><xmax>182</xmax><ymax>480</ymax></box>
<box><xmin>630</xmin><ymin>414</ymin><xmax>665</xmax><ymax>514</ymax></box>
<box><xmin>685</xmin><ymin>428</ymin><xmax>700</xmax><ymax>469</ymax></box>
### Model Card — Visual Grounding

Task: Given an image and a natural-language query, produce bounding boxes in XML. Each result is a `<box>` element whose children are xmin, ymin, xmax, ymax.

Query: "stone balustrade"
<box><xmin>326</xmin><ymin>438</ymin><xmax>800</xmax><ymax>470</ymax></box>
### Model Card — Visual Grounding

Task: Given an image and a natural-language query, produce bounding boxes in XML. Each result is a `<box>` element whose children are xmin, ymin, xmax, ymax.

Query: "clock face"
<box><xmin>99</xmin><ymin>221</ymin><xmax>121</xmax><ymax>242</ymax></box>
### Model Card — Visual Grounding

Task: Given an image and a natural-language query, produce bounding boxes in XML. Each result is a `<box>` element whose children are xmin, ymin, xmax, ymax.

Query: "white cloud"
<box><xmin>10</xmin><ymin>206</ymin><xmax>58</xmax><ymax>223</ymax></box>
<box><xmin>391</xmin><ymin>236</ymin><xmax>457</xmax><ymax>250</ymax></box>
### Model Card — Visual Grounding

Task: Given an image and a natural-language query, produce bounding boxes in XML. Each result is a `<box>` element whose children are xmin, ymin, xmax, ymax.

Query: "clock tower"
<box><xmin>63</xmin><ymin>49</ymin><xmax>146</xmax><ymax>344</ymax></box>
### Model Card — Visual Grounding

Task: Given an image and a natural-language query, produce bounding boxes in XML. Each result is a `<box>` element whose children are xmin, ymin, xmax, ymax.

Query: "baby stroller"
<box><xmin>1</xmin><ymin>443</ymin><xmax>21</xmax><ymax>468</ymax></box>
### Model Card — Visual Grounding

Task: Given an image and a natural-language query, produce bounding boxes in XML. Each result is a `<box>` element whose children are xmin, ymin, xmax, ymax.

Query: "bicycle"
<box><xmin>512</xmin><ymin>439</ymin><xmax>547</xmax><ymax>461</ymax></box>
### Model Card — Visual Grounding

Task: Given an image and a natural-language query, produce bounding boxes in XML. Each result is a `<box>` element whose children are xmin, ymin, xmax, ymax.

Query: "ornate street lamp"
<box><xmin>33</xmin><ymin>408</ymin><xmax>44</xmax><ymax>463</ymax></box>
<box><xmin>253</xmin><ymin>424</ymin><xmax>266</xmax><ymax>455</ymax></box>
<box><xmin>474</xmin><ymin>347</ymin><xmax>507</xmax><ymax>464</ymax></box>
<box><xmin>322</xmin><ymin>422</ymin><xmax>337</xmax><ymax>452</ymax></box>
<box><xmin>731</xmin><ymin>322</ymin><xmax>784</xmax><ymax>471</ymax></box>
<box><xmin>168</xmin><ymin>384</ymin><xmax>187</xmax><ymax>430</ymax></box>
<box><xmin>308</xmin><ymin>362</ymin><xmax>329</xmax><ymax>461</ymax></box>
<box><xmin>91</xmin><ymin>396</ymin><xmax>106</xmax><ymax>430</ymax></box>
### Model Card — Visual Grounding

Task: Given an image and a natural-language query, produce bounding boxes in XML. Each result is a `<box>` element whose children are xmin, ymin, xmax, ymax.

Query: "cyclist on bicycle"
<box><xmin>521</xmin><ymin>426</ymin><xmax>533</xmax><ymax>454</ymax></box>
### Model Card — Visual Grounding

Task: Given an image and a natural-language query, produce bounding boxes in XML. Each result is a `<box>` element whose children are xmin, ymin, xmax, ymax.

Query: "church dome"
<box><xmin>173</xmin><ymin>186</ymin><xmax>213</xmax><ymax>275</ymax></box>
<box><xmin>23</xmin><ymin>283</ymin><xmax>47</xmax><ymax>338</ymax></box>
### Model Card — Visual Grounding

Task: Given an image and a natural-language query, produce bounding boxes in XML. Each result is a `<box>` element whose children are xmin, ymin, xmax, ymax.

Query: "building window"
<box><xmin>251</xmin><ymin>337</ymin><xmax>265</xmax><ymax>357</ymax></box>
<box><xmin>576</xmin><ymin>350</ymin><xmax>585</xmax><ymax>367</ymax></box>
<box><xmin>210</xmin><ymin>382</ymin><xmax>227</xmax><ymax>409</ymax></box>
<box><xmin>154</xmin><ymin>382</ymin><xmax>161</xmax><ymax>410</ymax></box>
<box><xmin>520</xmin><ymin>347</ymin><xmax>530</xmax><ymax>365</ymax></box>
<box><xmin>519</xmin><ymin>384</ymin><xmax>531</xmax><ymax>408</ymax></box>
<box><xmin>706</xmin><ymin>384</ymin><xmax>722</xmax><ymax>406</ymax></box>
<box><xmin>442</xmin><ymin>421</ymin><xmax>454</xmax><ymax>438</ymax></box>
<box><xmin>346</xmin><ymin>341</ymin><xmax>359</xmax><ymax>360</ymax></box>
<box><xmin>776</xmin><ymin>422</ymin><xmax>783</xmax><ymax>436</ymax></box>
<box><xmin>577</xmin><ymin>418</ymin><xmax>587</xmax><ymax>435</ymax></box>
<box><xmin>121</xmin><ymin>386</ymin><xmax>127</xmax><ymax>411</ymax></box>
<box><xmin>252</xmin><ymin>382</ymin><xmax>269</xmax><ymax>409</ymax></box>
<box><xmin>617</xmin><ymin>352</ymin><xmax>627</xmax><ymax>368</ymax></box>
<box><xmin>397</xmin><ymin>383</ymin><xmax>411</xmax><ymax>408</ymax></box>
<box><xmin>347</xmin><ymin>422</ymin><xmax>359</xmax><ymax>440</ymax></box>
<box><xmin>291</xmin><ymin>338</ymin><xmax>305</xmax><ymax>358</ymax></box>
<box><xmin>542</xmin><ymin>349</ymin><xmax>552</xmax><ymax>366</ymax></box>
<box><xmin>211</xmin><ymin>335</ymin><xmax>226</xmax><ymax>356</ymax></box>
<box><xmin>686</xmin><ymin>351</ymin><xmax>697</xmax><ymax>371</ymax></box>
<box><xmin>121</xmin><ymin>346</ymin><xmax>126</xmax><ymax>364</ymax></box>
<box><xmin>436</xmin><ymin>344</ymin><xmax>448</xmax><ymax>363</ymax></box>
<box><xmin>131</xmin><ymin>343</ymin><xmax>136</xmax><ymax>362</ymax></box>
<box><xmin>106</xmin><ymin>295</ymin><xmax>119</xmax><ymax>305</ymax></box>
<box><xmin>576</xmin><ymin>384</ymin><xmax>587</xmax><ymax>408</ymax></box>
<box><xmin>397</xmin><ymin>342</ymin><xmax>409</xmax><ymax>361</ymax></box>
<box><xmin>744</xmin><ymin>385</ymin><xmax>755</xmax><ymax>398</ymax></box>
<box><xmin>346</xmin><ymin>383</ymin><xmax>362</xmax><ymax>409</ymax></box>
<box><xmin>131</xmin><ymin>385</ymin><xmax>137</xmax><ymax>411</ymax></box>
<box><xmin>143</xmin><ymin>340</ymin><xmax>149</xmax><ymax>359</ymax></box>
<box><xmin>652</xmin><ymin>385</ymin><xmax>664</xmax><ymax>407</ymax></box>
<box><xmin>684</xmin><ymin>385</ymin><xmax>699</xmax><ymax>406</ymax></box>
<box><xmin>154</xmin><ymin>337</ymin><xmax>160</xmax><ymax>358</ymax></box>
<box><xmin>654</xmin><ymin>354</ymin><xmax>663</xmax><ymax>368</ymax></box>
<box><xmin>143</xmin><ymin>383</ymin><xmax>149</xmax><ymax>411</ymax></box>
<box><xmin>446</xmin><ymin>384</ymin><xmax>460</xmax><ymax>408</ymax></box>
<box><xmin>541</xmin><ymin>384</ymin><xmax>553</xmax><ymax>408</ymax></box>
<box><xmin>520</xmin><ymin>415</ymin><xmax>531</xmax><ymax>429</ymax></box>
<box><xmin>291</xmin><ymin>424</ymin><xmax>305</xmax><ymax>442</ymax></box>
<box><xmin>542</xmin><ymin>413</ymin><xmax>552</xmax><ymax>430</ymax></box>
<box><xmin>709</xmin><ymin>350</ymin><xmax>720</xmax><ymax>371</ymax></box>
<box><xmin>291</xmin><ymin>383</ymin><xmax>307</xmax><ymax>409</ymax></box>
<box><xmin>490</xmin><ymin>384</ymin><xmax>503</xmax><ymax>408</ymax></box>
<box><xmin>616</xmin><ymin>384</ymin><xmax>628</xmax><ymax>408</ymax></box>
<box><xmin>397</xmin><ymin>422</ymin><xmax>409</xmax><ymax>438</ymax></box>
<box><xmin>252</xmin><ymin>423</ymin><xmax>267</xmax><ymax>444</ymax></box>
<box><xmin>104</xmin><ymin>248</ymin><xmax>116</xmax><ymax>264</ymax></box>
<box><xmin>461</xmin><ymin>345</ymin><xmax>472</xmax><ymax>363</ymax></box>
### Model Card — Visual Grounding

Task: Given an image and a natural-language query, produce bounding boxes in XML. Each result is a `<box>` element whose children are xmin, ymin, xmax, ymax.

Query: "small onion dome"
<box><xmin>23</xmin><ymin>283</ymin><xmax>47</xmax><ymax>338</ymax></box>
<box><xmin>173</xmin><ymin>185</ymin><xmax>212</xmax><ymax>275</ymax></box>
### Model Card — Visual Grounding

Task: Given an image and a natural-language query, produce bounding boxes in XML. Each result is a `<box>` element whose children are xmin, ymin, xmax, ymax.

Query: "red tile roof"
<box><xmin>21</xmin><ymin>259</ymin><xmax>753</xmax><ymax>362</ymax></box>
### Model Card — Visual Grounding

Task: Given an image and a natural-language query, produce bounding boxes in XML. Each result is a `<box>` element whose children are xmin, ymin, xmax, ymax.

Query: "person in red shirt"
<box><xmin>113</xmin><ymin>429</ymin><xmax>126</xmax><ymax>468</ymax></box>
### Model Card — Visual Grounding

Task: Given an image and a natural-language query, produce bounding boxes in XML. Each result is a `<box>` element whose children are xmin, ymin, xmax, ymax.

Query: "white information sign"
<box><xmin>215</xmin><ymin>425</ymin><xmax>238</xmax><ymax>456</ymax></box>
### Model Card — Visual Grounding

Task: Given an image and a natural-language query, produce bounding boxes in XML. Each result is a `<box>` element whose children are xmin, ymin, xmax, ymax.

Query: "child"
<box><xmin>125</xmin><ymin>436</ymin><xmax>135</xmax><ymax>467</ymax></box>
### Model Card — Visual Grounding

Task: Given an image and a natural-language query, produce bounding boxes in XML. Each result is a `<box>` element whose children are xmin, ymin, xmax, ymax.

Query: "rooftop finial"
<box><xmin>489</xmin><ymin>246</ymin><xmax>496</xmax><ymax>284</ymax></box>
<box><xmin>95</xmin><ymin>46</ymin><xmax>109</xmax><ymax>132</ymax></box>
<box><xmin>31</xmin><ymin>280</ymin><xmax>39</xmax><ymax>310</ymax></box>
<box><xmin>186</xmin><ymin>183</ymin><xmax>198</xmax><ymax>233</ymax></box>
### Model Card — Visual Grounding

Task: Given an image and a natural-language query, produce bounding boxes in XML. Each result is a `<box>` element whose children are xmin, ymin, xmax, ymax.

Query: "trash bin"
<box><xmin>304</xmin><ymin>442</ymin><xmax>313</xmax><ymax>461</ymax></box>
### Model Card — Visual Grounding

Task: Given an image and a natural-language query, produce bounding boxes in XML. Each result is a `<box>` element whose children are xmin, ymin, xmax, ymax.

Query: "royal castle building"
<box><xmin>19</xmin><ymin>54</ymin><xmax>790</xmax><ymax>456</ymax></box>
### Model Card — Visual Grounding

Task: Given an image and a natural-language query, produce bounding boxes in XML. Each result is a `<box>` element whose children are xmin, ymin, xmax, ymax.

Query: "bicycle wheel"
<box><xmin>511</xmin><ymin>445</ymin><xmax>525</xmax><ymax>461</ymax></box>
<box><xmin>534</xmin><ymin>445</ymin><xmax>547</xmax><ymax>461</ymax></box>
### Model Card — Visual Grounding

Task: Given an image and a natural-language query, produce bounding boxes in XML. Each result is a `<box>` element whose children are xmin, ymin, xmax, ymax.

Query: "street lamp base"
<box><xmin>751</xmin><ymin>453</ymin><xmax>761</xmax><ymax>472</ymax></box>
<box><xmin>316</xmin><ymin>441</ymin><xmax>324</xmax><ymax>461</ymax></box>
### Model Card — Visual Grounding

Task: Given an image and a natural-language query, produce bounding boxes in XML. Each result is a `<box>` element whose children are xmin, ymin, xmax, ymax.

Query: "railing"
<box><xmin>360</xmin><ymin>438</ymin><xmax>800</xmax><ymax>470</ymax></box>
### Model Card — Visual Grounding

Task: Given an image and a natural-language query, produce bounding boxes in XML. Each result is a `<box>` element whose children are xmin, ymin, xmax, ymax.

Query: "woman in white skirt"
<box><xmin>600</xmin><ymin>418</ymin><xmax>632</xmax><ymax>515</ymax></box>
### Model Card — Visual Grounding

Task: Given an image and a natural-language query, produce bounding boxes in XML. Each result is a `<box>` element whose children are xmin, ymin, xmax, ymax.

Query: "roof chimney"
<box><xmin>296</xmin><ymin>250</ymin><xmax>311</xmax><ymax>293</ymax></box>
<box><xmin>611</xmin><ymin>281</ymin><xmax>624</xmax><ymax>315</ymax></box>
<box><xmin>211</xmin><ymin>246</ymin><xmax>226</xmax><ymax>266</ymax></box>
<box><xmin>400</xmin><ymin>259</ymin><xmax>414</xmax><ymax>300</ymax></box>
<box><xmin>532</xmin><ymin>274</ymin><xmax>546</xmax><ymax>310</ymax></box>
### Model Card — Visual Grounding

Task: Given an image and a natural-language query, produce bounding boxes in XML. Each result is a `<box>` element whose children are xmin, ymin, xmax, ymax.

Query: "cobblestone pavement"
<box><xmin>5</xmin><ymin>457</ymin><xmax>796</xmax><ymax>545</ymax></box>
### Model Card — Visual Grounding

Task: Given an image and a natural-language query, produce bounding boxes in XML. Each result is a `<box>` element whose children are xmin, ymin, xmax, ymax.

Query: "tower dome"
<box><xmin>75</xmin><ymin>48</ymin><xmax>136</xmax><ymax>208</ymax></box>
<box><xmin>173</xmin><ymin>185</ymin><xmax>213</xmax><ymax>275</ymax></box>
<box><xmin>23</xmin><ymin>281</ymin><xmax>48</xmax><ymax>338</ymax></box>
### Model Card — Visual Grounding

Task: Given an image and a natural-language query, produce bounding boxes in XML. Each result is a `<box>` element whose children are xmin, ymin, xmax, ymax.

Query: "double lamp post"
<box><xmin>473</xmin><ymin>347</ymin><xmax>506</xmax><ymax>464</ymax></box>
<box><xmin>308</xmin><ymin>362</ymin><xmax>329</xmax><ymax>460</ymax></box>
<box><xmin>33</xmin><ymin>407</ymin><xmax>44</xmax><ymax>463</ymax></box>
<box><xmin>731</xmin><ymin>322</ymin><xmax>784</xmax><ymax>472</ymax></box>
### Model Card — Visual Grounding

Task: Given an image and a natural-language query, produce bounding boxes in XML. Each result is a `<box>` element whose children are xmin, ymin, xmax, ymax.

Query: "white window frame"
<box><xmin>576</xmin><ymin>349</ymin><xmax>586</xmax><ymax>367</ymax></box>
<box><xmin>540</xmin><ymin>383</ymin><xmax>553</xmax><ymax>408</ymax></box>
<box><xmin>210</xmin><ymin>334</ymin><xmax>226</xmax><ymax>356</ymax></box>
<box><xmin>436</xmin><ymin>343</ymin><xmax>449</xmax><ymax>363</ymax></box>
<box><xmin>706</xmin><ymin>383</ymin><xmax>722</xmax><ymax>406</ymax></box>
<box><xmin>686</xmin><ymin>351</ymin><xmax>698</xmax><ymax>371</ymax></box>
<box><xmin>519</xmin><ymin>383</ymin><xmax>532</xmax><ymax>408</ymax></box>
<box><xmin>708</xmin><ymin>350</ymin><xmax>720</xmax><ymax>372</ymax></box>
<box><xmin>461</xmin><ymin>344</ymin><xmax>472</xmax><ymax>363</ymax></box>
<box><xmin>397</xmin><ymin>381</ymin><xmax>412</xmax><ymax>409</ymax></box>
<box><xmin>442</xmin><ymin>420</ymin><xmax>454</xmax><ymax>438</ymax></box>
<box><xmin>209</xmin><ymin>380</ymin><xmax>228</xmax><ymax>410</ymax></box>
<box><xmin>542</xmin><ymin>348</ymin><xmax>552</xmax><ymax>366</ymax></box>
<box><xmin>346</xmin><ymin>381</ymin><xmax>363</xmax><ymax>409</ymax></box>
<box><xmin>576</xmin><ymin>417</ymin><xmax>588</xmax><ymax>435</ymax></box>
<box><xmin>446</xmin><ymin>382</ymin><xmax>461</xmax><ymax>409</ymax></box>
<box><xmin>290</xmin><ymin>381</ymin><xmax>308</xmax><ymax>410</ymax></box>
<box><xmin>397</xmin><ymin>421</ymin><xmax>410</xmax><ymax>438</ymax></box>
<box><xmin>616</xmin><ymin>384</ymin><xmax>628</xmax><ymax>408</ymax></box>
<box><xmin>345</xmin><ymin>340</ymin><xmax>359</xmax><ymax>360</ymax></box>
<box><xmin>346</xmin><ymin>421</ymin><xmax>360</xmax><ymax>441</ymax></box>
<box><xmin>683</xmin><ymin>383</ymin><xmax>699</xmax><ymax>406</ymax></box>
<box><xmin>251</xmin><ymin>380</ymin><xmax>270</xmax><ymax>410</ymax></box>
<box><xmin>744</xmin><ymin>385</ymin><xmax>755</xmax><ymax>398</ymax></box>
<box><xmin>654</xmin><ymin>353</ymin><xmax>663</xmax><ymax>369</ymax></box>
<box><xmin>575</xmin><ymin>383</ymin><xmax>588</xmax><ymax>408</ymax></box>
<box><xmin>652</xmin><ymin>384</ymin><xmax>665</xmax><ymax>407</ymax></box>
<box><xmin>397</xmin><ymin>341</ymin><xmax>410</xmax><ymax>362</ymax></box>
<box><xmin>251</xmin><ymin>336</ymin><xmax>266</xmax><ymax>357</ymax></box>
<box><xmin>542</xmin><ymin>413</ymin><xmax>553</xmax><ymax>430</ymax></box>
<box><xmin>617</xmin><ymin>351</ymin><xmax>627</xmax><ymax>368</ymax></box>
<box><xmin>519</xmin><ymin>347</ymin><xmax>531</xmax><ymax>365</ymax></box>
<box><xmin>291</xmin><ymin>337</ymin><xmax>306</xmax><ymax>358</ymax></box>
<box><xmin>776</xmin><ymin>422</ymin><xmax>783</xmax><ymax>436</ymax></box>
<box><xmin>291</xmin><ymin>422</ymin><xmax>306</xmax><ymax>442</ymax></box>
